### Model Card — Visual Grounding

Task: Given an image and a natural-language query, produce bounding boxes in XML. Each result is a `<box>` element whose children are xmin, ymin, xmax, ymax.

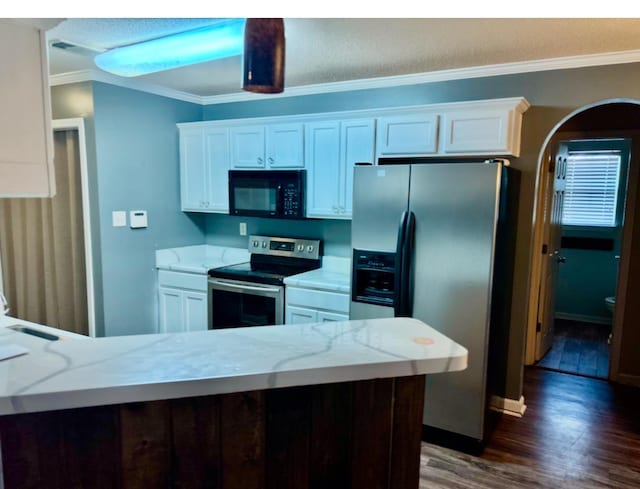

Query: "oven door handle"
<box><xmin>209</xmin><ymin>279</ymin><xmax>281</xmax><ymax>294</ymax></box>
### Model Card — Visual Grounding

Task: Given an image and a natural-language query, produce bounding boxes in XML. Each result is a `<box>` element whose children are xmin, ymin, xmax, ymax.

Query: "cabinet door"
<box><xmin>267</xmin><ymin>123</ymin><xmax>305</xmax><ymax>168</ymax></box>
<box><xmin>285</xmin><ymin>305</ymin><xmax>318</xmax><ymax>325</ymax></box>
<box><xmin>204</xmin><ymin>127</ymin><xmax>230</xmax><ymax>212</ymax></box>
<box><xmin>376</xmin><ymin>114</ymin><xmax>439</xmax><ymax>157</ymax></box>
<box><xmin>179</xmin><ymin>127</ymin><xmax>207</xmax><ymax>211</ymax></box>
<box><xmin>317</xmin><ymin>311</ymin><xmax>349</xmax><ymax>322</ymax></box>
<box><xmin>341</xmin><ymin>119</ymin><xmax>376</xmax><ymax>218</ymax></box>
<box><xmin>230</xmin><ymin>126</ymin><xmax>265</xmax><ymax>168</ymax></box>
<box><xmin>442</xmin><ymin>109</ymin><xmax>510</xmax><ymax>154</ymax></box>
<box><xmin>305</xmin><ymin>122</ymin><xmax>341</xmax><ymax>218</ymax></box>
<box><xmin>184</xmin><ymin>291</ymin><xmax>208</xmax><ymax>332</ymax></box>
<box><xmin>159</xmin><ymin>287</ymin><xmax>184</xmax><ymax>333</ymax></box>
<box><xmin>0</xmin><ymin>21</ymin><xmax>55</xmax><ymax>197</ymax></box>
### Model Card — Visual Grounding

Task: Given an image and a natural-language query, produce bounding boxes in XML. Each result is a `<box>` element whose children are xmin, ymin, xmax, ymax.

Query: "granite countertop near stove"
<box><xmin>284</xmin><ymin>256</ymin><xmax>351</xmax><ymax>294</ymax></box>
<box><xmin>155</xmin><ymin>244</ymin><xmax>250</xmax><ymax>274</ymax></box>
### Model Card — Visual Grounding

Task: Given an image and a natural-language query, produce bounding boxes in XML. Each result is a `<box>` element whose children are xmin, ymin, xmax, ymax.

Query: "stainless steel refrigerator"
<box><xmin>350</xmin><ymin>161</ymin><xmax>517</xmax><ymax>450</ymax></box>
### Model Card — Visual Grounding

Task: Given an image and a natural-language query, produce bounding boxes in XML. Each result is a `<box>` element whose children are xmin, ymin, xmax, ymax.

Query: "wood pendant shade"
<box><xmin>242</xmin><ymin>18</ymin><xmax>285</xmax><ymax>94</ymax></box>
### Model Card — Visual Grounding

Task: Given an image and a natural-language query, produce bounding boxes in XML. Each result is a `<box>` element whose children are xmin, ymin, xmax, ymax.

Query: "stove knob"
<box><xmin>253</xmin><ymin>240</ymin><xmax>259</xmax><ymax>247</ymax></box>
<box><xmin>262</xmin><ymin>241</ymin><xmax>268</xmax><ymax>248</ymax></box>
<box><xmin>307</xmin><ymin>245</ymin><xmax>314</xmax><ymax>253</ymax></box>
<box><xmin>297</xmin><ymin>244</ymin><xmax>304</xmax><ymax>252</ymax></box>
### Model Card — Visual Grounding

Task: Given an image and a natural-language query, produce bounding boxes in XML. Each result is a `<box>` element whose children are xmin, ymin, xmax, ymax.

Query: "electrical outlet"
<box><xmin>239</xmin><ymin>222</ymin><xmax>247</xmax><ymax>236</ymax></box>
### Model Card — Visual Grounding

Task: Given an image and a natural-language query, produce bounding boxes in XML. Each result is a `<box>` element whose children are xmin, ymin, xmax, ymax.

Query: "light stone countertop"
<box><xmin>0</xmin><ymin>316</ymin><xmax>467</xmax><ymax>416</ymax></box>
<box><xmin>155</xmin><ymin>244</ymin><xmax>250</xmax><ymax>274</ymax></box>
<box><xmin>284</xmin><ymin>256</ymin><xmax>351</xmax><ymax>294</ymax></box>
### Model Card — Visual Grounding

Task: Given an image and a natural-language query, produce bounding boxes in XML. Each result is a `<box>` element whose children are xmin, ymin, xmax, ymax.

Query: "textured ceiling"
<box><xmin>45</xmin><ymin>18</ymin><xmax>640</xmax><ymax>97</ymax></box>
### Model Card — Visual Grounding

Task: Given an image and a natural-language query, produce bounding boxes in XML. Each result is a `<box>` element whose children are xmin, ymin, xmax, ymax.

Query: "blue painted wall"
<box><xmin>204</xmin><ymin>214</ymin><xmax>351</xmax><ymax>257</ymax></box>
<box><xmin>556</xmin><ymin>226</ymin><xmax>621</xmax><ymax>323</ymax></box>
<box><xmin>92</xmin><ymin>82</ymin><xmax>205</xmax><ymax>336</ymax></box>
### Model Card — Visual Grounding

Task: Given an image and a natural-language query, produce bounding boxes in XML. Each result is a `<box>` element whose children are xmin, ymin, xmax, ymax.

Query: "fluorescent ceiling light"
<box><xmin>94</xmin><ymin>18</ymin><xmax>246</xmax><ymax>77</ymax></box>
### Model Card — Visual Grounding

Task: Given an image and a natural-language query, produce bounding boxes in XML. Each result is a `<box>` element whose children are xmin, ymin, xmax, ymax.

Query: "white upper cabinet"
<box><xmin>438</xmin><ymin>98</ymin><xmax>530</xmax><ymax>157</ymax></box>
<box><xmin>180</xmin><ymin>127</ymin><xmax>207</xmax><ymax>211</ymax></box>
<box><xmin>266</xmin><ymin>123</ymin><xmax>305</xmax><ymax>168</ymax></box>
<box><xmin>178</xmin><ymin>97</ymin><xmax>529</xmax><ymax>215</ymax></box>
<box><xmin>376</xmin><ymin>114</ymin><xmax>439</xmax><ymax>158</ymax></box>
<box><xmin>204</xmin><ymin>127</ymin><xmax>231</xmax><ymax>212</ymax></box>
<box><xmin>179</xmin><ymin>125</ymin><xmax>230</xmax><ymax>213</ymax></box>
<box><xmin>230</xmin><ymin>125</ymin><xmax>265</xmax><ymax>168</ymax></box>
<box><xmin>306</xmin><ymin>119</ymin><xmax>375</xmax><ymax>219</ymax></box>
<box><xmin>306</xmin><ymin>122</ymin><xmax>341</xmax><ymax>218</ymax></box>
<box><xmin>0</xmin><ymin>21</ymin><xmax>55</xmax><ymax>197</ymax></box>
<box><xmin>231</xmin><ymin>123</ymin><xmax>304</xmax><ymax>169</ymax></box>
<box><xmin>342</xmin><ymin>119</ymin><xmax>376</xmax><ymax>216</ymax></box>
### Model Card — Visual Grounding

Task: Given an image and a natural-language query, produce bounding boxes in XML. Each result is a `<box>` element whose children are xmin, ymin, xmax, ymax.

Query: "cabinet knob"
<box><xmin>257</xmin><ymin>157</ymin><xmax>263</xmax><ymax>165</ymax></box>
<box><xmin>268</xmin><ymin>157</ymin><xmax>274</xmax><ymax>164</ymax></box>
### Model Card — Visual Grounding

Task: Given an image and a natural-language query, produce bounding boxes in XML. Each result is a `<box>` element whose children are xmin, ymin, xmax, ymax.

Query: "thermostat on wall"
<box><xmin>129</xmin><ymin>210</ymin><xmax>148</xmax><ymax>229</ymax></box>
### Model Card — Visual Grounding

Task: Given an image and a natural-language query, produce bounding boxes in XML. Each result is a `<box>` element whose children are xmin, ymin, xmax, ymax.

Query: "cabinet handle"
<box><xmin>268</xmin><ymin>157</ymin><xmax>274</xmax><ymax>165</ymax></box>
<box><xmin>257</xmin><ymin>157</ymin><xmax>263</xmax><ymax>165</ymax></box>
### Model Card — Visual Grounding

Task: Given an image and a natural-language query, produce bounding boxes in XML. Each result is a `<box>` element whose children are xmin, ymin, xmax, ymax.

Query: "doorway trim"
<box><xmin>52</xmin><ymin>118</ymin><xmax>96</xmax><ymax>338</ymax></box>
<box><xmin>525</xmin><ymin>98</ymin><xmax>640</xmax><ymax>381</ymax></box>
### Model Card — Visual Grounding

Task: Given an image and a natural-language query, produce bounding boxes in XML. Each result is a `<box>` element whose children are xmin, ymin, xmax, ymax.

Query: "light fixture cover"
<box><xmin>94</xmin><ymin>19</ymin><xmax>246</xmax><ymax>77</ymax></box>
<box><xmin>242</xmin><ymin>18</ymin><xmax>285</xmax><ymax>94</ymax></box>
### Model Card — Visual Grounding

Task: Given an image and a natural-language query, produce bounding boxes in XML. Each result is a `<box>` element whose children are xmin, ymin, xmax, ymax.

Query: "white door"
<box><xmin>341</xmin><ymin>119</ymin><xmax>376</xmax><ymax>217</ymax></box>
<box><xmin>285</xmin><ymin>305</ymin><xmax>317</xmax><ymax>324</ymax></box>
<box><xmin>230</xmin><ymin>126</ymin><xmax>265</xmax><ymax>168</ymax></box>
<box><xmin>159</xmin><ymin>287</ymin><xmax>184</xmax><ymax>333</ymax></box>
<box><xmin>535</xmin><ymin>147</ymin><xmax>567</xmax><ymax>360</ymax></box>
<box><xmin>267</xmin><ymin>123</ymin><xmax>305</xmax><ymax>168</ymax></box>
<box><xmin>204</xmin><ymin>127</ymin><xmax>230</xmax><ymax>212</ymax></box>
<box><xmin>180</xmin><ymin>128</ymin><xmax>207</xmax><ymax>211</ymax></box>
<box><xmin>305</xmin><ymin>121</ymin><xmax>341</xmax><ymax>218</ymax></box>
<box><xmin>184</xmin><ymin>291</ymin><xmax>208</xmax><ymax>332</ymax></box>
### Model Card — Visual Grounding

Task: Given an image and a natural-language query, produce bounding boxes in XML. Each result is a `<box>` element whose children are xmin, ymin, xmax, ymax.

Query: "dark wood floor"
<box><xmin>420</xmin><ymin>367</ymin><xmax>640</xmax><ymax>488</ymax></box>
<box><xmin>537</xmin><ymin>319</ymin><xmax>610</xmax><ymax>379</ymax></box>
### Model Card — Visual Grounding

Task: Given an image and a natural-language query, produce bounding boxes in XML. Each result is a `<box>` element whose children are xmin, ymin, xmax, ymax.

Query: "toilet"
<box><xmin>605</xmin><ymin>296</ymin><xmax>615</xmax><ymax>314</ymax></box>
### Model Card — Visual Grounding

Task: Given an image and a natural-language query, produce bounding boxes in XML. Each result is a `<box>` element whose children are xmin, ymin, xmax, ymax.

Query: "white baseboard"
<box><xmin>490</xmin><ymin>395</ymin><xmax>527</xmax><ymax>418</ymax></box>
<box><xmin>555</xmin><ymin>312</ymin><xmax>612</xmax><ymax>325</ymax></box>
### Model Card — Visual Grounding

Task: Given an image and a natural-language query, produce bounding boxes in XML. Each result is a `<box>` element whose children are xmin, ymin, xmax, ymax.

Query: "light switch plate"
<box><xmin>112</xmin><ymin>211</ymin><xmax>127</xmax><ymax>227</ymax></box>
<box><xmin>239</xmin><ymin>222</ymin><xmax>247</xmax><ymax>236</ymax></box>
<box><xmin>130</xmin><ymin>210</ymin><xmax>148</xmax><ymax>229</ymax></box>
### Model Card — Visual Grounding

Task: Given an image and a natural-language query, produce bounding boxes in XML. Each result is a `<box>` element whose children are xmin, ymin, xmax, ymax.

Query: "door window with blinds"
<box><xmin>561</xmin><ymin>140</ymin><xmax>630</xmax><ymax>228</ymax></box>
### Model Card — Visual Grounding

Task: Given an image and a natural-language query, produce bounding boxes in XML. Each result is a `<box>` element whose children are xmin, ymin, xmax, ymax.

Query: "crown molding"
<box><xmin>49</xmin><ymin>48</ymin><xmax>640</xmax><ymax>107</ymax></box>
<box><xmin>49</xmin><ymin>69</ymin><xmax>203</xmax><ymax>104</ymax></box>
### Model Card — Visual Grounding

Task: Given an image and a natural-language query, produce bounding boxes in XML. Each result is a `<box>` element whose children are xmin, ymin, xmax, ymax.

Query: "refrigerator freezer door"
<box><xmin>350</xmin><ymin>165</ymin><xmax>410</xmax><ymax>321</ymax></box>
<box><xmin>351</xmin><ymin>165</ymin><xmax>410</xmax><ymax>253</ymax></box>
<box><xmin>410</xmin><ymin>163</ymin><xmax>502</xmax><ymax>441</ymax></box>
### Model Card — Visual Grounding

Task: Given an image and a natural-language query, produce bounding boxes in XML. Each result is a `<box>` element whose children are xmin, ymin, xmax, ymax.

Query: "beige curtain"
<box><xmin>0</xmin><ymin>130</ymin><xmax>88</xmax><ymax>335</ymax></box>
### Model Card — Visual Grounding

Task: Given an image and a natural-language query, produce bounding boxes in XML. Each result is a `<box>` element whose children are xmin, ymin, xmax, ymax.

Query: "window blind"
<box><xmin>561</xmin><ymin>152</ymin><xmax>621</xmax><ymax>227</ymax></box>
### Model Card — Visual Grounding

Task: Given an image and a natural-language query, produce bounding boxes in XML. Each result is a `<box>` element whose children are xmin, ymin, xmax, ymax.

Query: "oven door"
<box><xmin>208</xmin><ymin>278</ymin><xmax>284</xmax><ymax>329</ymax></box>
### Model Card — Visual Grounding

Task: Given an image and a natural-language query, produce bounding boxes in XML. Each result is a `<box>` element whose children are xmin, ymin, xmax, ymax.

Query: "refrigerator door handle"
<box><xmin>394</xmin><ymin>211</ymin><xmax>409</xmax><ymax>317</ymax></box>
<box><xmin>400</xmin><ymin>211</ymin><xmax>416</xmax><ymax>317</ymax></box>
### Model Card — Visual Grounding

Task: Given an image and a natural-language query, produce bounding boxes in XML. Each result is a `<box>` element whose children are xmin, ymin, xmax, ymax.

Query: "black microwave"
<box><xmin>228</xmin><ymin>170</ymin><xmax>306</xmax><ymax>219</ymax></box>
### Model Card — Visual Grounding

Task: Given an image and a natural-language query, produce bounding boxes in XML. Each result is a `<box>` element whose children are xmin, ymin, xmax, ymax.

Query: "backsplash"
<box><xmin>204</xmin><ymin>214</ymin><xmax>352</xmax><ymax>257</ymax></box>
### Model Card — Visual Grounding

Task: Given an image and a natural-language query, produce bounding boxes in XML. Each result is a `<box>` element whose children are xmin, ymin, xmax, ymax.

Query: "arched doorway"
<box><xmin>526</xmin><ymin>99</ymin><xmax>640</xmax><ymax>386</ymax></box>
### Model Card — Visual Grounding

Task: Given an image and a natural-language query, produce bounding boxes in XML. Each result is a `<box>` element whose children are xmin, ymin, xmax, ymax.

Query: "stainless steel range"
<box><xmin>207</xmin><ymin>235</ymin><xmax>321</xmax><ymax>329</ymax></box>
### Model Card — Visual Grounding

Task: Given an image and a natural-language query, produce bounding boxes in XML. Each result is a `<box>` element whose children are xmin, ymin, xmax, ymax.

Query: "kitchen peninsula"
<box><xmin>0</xmin><ymin>315</ymin><xmax>467</xmax><ymax>489</ymax></box>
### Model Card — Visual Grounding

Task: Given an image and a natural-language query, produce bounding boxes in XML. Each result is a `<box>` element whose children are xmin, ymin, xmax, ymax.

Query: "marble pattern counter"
<box><xmin>0</xmin><ymin>317</ymin><xmax>466</xmax><ymax>415</ymax></box>
<box><xmin>155</xmin><ymin>244</ymin><xmax>249</xmax><ymax>274</ymax></box>
<box><xmin>284</xmin><ymin>256</ymin><xmax>351</xmax><ymax>293</ymax></box>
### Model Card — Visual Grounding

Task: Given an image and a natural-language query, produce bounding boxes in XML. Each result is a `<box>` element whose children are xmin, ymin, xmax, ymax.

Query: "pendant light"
<box><xmin>242</xmin><ymin>18</ymin><xmax>285</xmax><ymax>94</ymax></box>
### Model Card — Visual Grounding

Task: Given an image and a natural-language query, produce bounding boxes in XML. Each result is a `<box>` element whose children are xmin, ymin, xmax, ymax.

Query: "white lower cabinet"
<box><xmin>158</xmin><ymin>270</ymin><xmax>208</xmax><ymax>333</ymax></box>
<box><xmin>285</xmin><ymin>287</ymin><xmax>350</xmax><ymax>325</ymax></box>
